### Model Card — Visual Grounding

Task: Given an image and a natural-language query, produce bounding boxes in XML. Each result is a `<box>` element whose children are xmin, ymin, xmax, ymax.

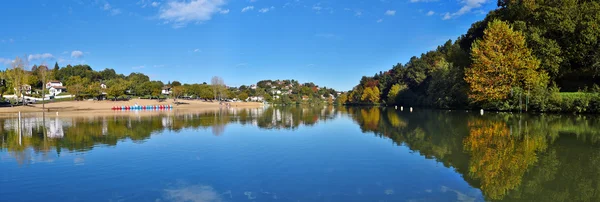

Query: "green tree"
<box><xmin>7</xmin><ymin>56</ymin><xmax>29</xmax><ymax>103</ymax></box>
<box><xmin>52</xmin><ymin>62</ymin><xmax>59</xmax><ymax>80</ymax></box>
<box><xmin>87</xmin><ymin>81</ymin><xmax>102</xmax><ymax>99</ymax></box>
<box><xmin>106</xmin><ymin>79</ymin><xmax>127</xmax><ymax>100</ymax></box>
<box><xmin>387</xmin><ymin>84</ymin><xmax>407</xmax><ymax>104</ymax></box>
<box><xmin>337</xmin><ymin>93</ymin><xmax>348</xmax><ymax>105</ymax></box>
<box><xmin>238</xmin><ymin>92</ymin><xmax>249</xmax><ymax>101</ymax></box>
<box><xmin>172</xmin><ymin>86</ymin><xmax>184</xmax><ymax>100</ymax></box>
<box><xmin>465</xmin><ymin>19</ymin><xmax>548</xmax><ymax>104</ymax></box>
<box><xmin>66</xmin><ymin>76</ymin><xmax>90</xmax><ymax>100</ymax></box>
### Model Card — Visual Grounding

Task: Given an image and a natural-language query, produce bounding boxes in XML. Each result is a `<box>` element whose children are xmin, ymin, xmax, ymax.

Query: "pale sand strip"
<box><xmin>0</xmin><ymin>99</ymin><xmax>263</xmax><ymax>117</ymax></box>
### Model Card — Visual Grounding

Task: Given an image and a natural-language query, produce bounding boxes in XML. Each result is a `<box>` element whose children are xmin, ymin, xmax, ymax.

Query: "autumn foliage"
<box><xmin>465</xmin><ymin>19</ymin><xmax>548</xmax><ymax>104</ymax></box>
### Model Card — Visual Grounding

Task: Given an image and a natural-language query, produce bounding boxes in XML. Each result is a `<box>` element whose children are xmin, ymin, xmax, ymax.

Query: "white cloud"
<box><xmin>28</xmin><ymin>53</ymin><xmax>54</xmax><ymax>61</ymax></box>
<box><xmin>384</xmin><ymin>10</ymin><xmax>396</xmax><ymax>16</ymax></box>
<box><xmin>193</xmin><ymin>49</ymin><xmax>201</xmax><ymax>52</ymax></box>
<box><xmin>110</xmin><ymin>8</ymin><xmax>122</xmax><ymax>15</ymax></box>
<box><xmin>443</xmin><ymin>12</ymin><xmax>451</xmax><ymax>20</ymax></box>
<box><xmin>312</xmin><ymin>6</ymin><xmax>322</xmax><ymax>11</ymax></box>
<box><xmin>427</xmin><ymin>10</ymin><xmax>435</xmax><ymax>16</ymax></box>
<box><xmin>377</xmin><ymin>18</ymin><xmax>383</xmax><ymax>23</ymax></box>
<box><xmin>443</xmin><ymin>0</ymin><xmax>488</xmax><ymax>20</ymax></box>
<box><xmin>241</xmin><ymin>6</ymin><xmax>254</xmax><ymax>12</ymax></box>
<box><xmin>71</xmin><ymin>50</ymin><xmax>84</xmax><ymax>58</ymax></box>
<box><xmin>355</xmin><ymin>11</ymin><xmax>362</xmax><ymax>16</ymax></box>
<box><xmin>158</xmin><ymin>0</ymin><xmax>226</xmax><ymax>28</ymax></box>
<box><xmin>248</xmin><ymin>0</ymin><xmax>257</xmax><ymax>2</ymax></box>
<box><xmin>132</xmin><ymin>65</ymin><xmax>145</xmax><ymax>70</ymax></box>
<box><xmin>410</xmin><ymin>0</ymin><xmax>438</xmax><ymax>2</ymax></box>
<box><xmin>151</xmin><ymin>2</ymin><xmax>160</xmax><ymax>7</ymax></box>
<box><xmin>219</xmin><ymin>9</ymin><xmax>229</xmax><ymax>14</ymax></box>
<box><xmin>0</xmin><ymin>58</ymin><xmax>12</xmax><ymax>65</ymax></box>
<box><xmin>102</xmin><ymin>3</ymin><xmax>122</xmax><ymax>15</ymax></box>
<box><xmin>259</xmin><ymin>7</ymin><xmax>274</xmax><ymax>13</ymax></box>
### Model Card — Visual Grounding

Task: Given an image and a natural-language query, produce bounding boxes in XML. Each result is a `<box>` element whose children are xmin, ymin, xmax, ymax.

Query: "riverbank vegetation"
<box><xmin>1</xmin><ymin>59</ymin><xmax>339</xmax><ymax>104</ymax></box>
<box><xmin>344</xmin><ymin>1</ymin><xmax>600</xmax><ymax>113</ymax></box>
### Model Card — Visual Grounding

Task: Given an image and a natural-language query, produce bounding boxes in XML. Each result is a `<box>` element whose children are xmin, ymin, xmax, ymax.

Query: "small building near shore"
<box><xmin>49</xmin><ymin>86</ymin><xmax>66</xmax><ymax>95</ymax></box>
<box><xmin>46</xmin><ymin>80</ymin><xmax>63</xmax><ymax>89</ymax></box>
<box><xmin>15</xmin><ymin>84</ymin><xmax>32</xmax><ymax>95</ymax></box>
<box><xmin>162</xmin><ymin>86</ymin><xmax>172</xmax><ymax>95</ymax></box>
<box><xmin>246</xmin><ymin>96</ymin><xmax>264</xmax><ymax>102</ymax></box>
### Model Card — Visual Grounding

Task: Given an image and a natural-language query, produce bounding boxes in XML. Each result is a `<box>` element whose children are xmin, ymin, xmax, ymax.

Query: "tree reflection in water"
<box><xmin>2</xmin><ymin>106</ymin><xmax>600</xmax><ymax>201</ymax></box>
<box><xmin>0</xmin><ymin>106</ymin><xmax>339</xmax><ymax>165</ymax></box>
<box><xmin>347</xmin><ymin>107</ymin><xmax>600</xmax><ymax>201</ymax></box>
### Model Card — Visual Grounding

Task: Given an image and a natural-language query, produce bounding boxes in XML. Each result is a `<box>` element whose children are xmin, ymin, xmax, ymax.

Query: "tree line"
<box><xmin>1</xmin><ymin>57</ymin><xmax>339</xmax><ymax>103</ymax></box>
<box><xmin>342</xmin><ymin>0</ymin><xmax>600</xmax><ymax>113</ymax></box>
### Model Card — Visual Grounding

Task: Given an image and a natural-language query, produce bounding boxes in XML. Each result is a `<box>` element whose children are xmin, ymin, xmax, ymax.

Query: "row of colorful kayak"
<box><xmin>112</xmin><ymin>105</ymin><xmax>173</xmax><ymax>110</ymax></box>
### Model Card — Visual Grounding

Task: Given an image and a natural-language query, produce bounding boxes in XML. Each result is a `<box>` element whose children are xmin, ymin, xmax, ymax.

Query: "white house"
<box><xmin>246</xmin><ymin>96</ymin><xmax>264</xmax><ymax>102</ymax></box>
<box><xmin>46</xmin><ymin>80</ymin><xmax>63</xmax><ymax>89</ymax></box>
<box><xmin>100</xmin><ymin>83</ymin><xmax>107</xmax><ymax>95</ymax></box>
<box><xmin>15</xmin><ymin>84</ymin><xmax>32</xmax><ymax>95</ymax></box>
<box><xmin>250</xmin><ymin>85</ymin><xmax>257</xmax><ymax>90</ymax></box>
<box><xmin>49</xmin><ymin>86</ymin><xmax>66</xmax><ymax>95</ymax></box>
<box><xmin>161</xmin><ymin>86</ymin><xmax>172</xmax><ymax>95</ymax></box>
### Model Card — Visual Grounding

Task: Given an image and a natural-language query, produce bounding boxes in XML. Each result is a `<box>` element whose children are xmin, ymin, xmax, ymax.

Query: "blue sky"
<box><xmin>0</xmin><ymin>0</ymin><xmax>496</xmax><ymax>91</ymax></box>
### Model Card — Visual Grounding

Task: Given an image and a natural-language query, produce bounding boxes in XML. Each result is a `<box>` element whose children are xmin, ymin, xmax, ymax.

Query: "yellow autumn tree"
<box><xmin>465</xmin><ymin>19</ymin><xmax>548</xmax><ymax>104</ymax></box>
<box><xmin>464</xmin><ymin>119</ymin><xmax>548</xmax><ymax>200</ymax></box>
<box><xmin>361</xmin><ymin>86</ymin><xmax>380</xmax><ymax>103</ymax></box>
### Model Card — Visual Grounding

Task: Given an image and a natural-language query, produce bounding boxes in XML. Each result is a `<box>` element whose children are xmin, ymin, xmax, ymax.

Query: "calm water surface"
<box><xmin>1</xmin><ymin>107</ymin><xmax>600</xmax><ymax>201</ymax></box>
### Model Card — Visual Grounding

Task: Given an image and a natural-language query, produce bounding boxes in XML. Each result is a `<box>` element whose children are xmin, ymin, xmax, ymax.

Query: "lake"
<box><xmin>1</xmin><ymin>107</ymin><xmax>599</xmax><ymax>202</ymax></box>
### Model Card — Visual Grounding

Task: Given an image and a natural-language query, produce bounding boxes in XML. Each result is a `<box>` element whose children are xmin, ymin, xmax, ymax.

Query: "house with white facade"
<box><xmin>162</xmin><ymin>86</ymin><xmax>172</xmax><ymax>95</ymax></box>
<box><xmin>49</xmin><ymin>86</ymin><xmax>66</xmax><ymax>95</ymax></box>
<box><xmin>246</xmin><ymin>96</ymin><xmax>264</xmax><ymax>102</ymax></box>
<box><xmin>15</xmin><ymin>84</ymin><xmax>32</xmax><ymax>95</ymax></box>
<box><xmin>46</xmin><ymin>80</ymin><xmax>63</xmax><ymax>89</ymax></box>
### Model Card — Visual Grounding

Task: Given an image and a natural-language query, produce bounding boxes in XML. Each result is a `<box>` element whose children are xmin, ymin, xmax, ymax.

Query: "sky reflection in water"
<box><xmin>2</xmin><ymin>106</ymin><xmax>600</xmax><ymax>201</ymax></box>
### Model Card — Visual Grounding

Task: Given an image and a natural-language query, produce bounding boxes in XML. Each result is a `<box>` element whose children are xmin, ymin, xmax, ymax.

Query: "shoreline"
<box><xmin>0</xmin><ymin>99</ymin><xmax>264</xmax><ymax>117</ymax></box>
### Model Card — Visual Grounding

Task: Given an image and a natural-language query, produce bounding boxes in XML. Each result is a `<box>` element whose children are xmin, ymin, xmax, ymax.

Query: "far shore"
<box><xmin>0</xmin><ymin>98</ymin><xmax>264</xmax><ymax>115</ymax></box>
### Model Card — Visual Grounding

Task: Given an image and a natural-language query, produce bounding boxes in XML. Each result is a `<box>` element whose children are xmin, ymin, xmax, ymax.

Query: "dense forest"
<box><xmin>342</xmin><ymin>0</ymin><xmax>600</xmax><ymax>113</ymax></box>
<box><xmin>1</xmin><ymin>57</ymin><xmax>338</xmax><ymax>104</ymax></box>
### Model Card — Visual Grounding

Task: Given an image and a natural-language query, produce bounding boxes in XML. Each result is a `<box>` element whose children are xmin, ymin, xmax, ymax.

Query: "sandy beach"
<box><xmin>0</xmin><ymin>99</ymin><xmax>263</xmax><ymax>115</ymax></box>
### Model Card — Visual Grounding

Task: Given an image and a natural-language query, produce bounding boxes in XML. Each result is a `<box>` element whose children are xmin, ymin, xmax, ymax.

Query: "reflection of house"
<box><xmin>46</xmin><ymin>80</ymin><xmax>63</xmax><ymax>88</ymax></box>
<box><xmin>49</xmin><ymin>86</ymin><xmax>66</xmax><ymax>95</ymax></box>
<box><xmin>15</xmin><ymin>84</ymin><xmax>32</xmax><ymax>95</ymax></box>
<box><xmin>162</xmin><ymin>86</ymin><xmax>172</xmax><ymax>95</ymax></box>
